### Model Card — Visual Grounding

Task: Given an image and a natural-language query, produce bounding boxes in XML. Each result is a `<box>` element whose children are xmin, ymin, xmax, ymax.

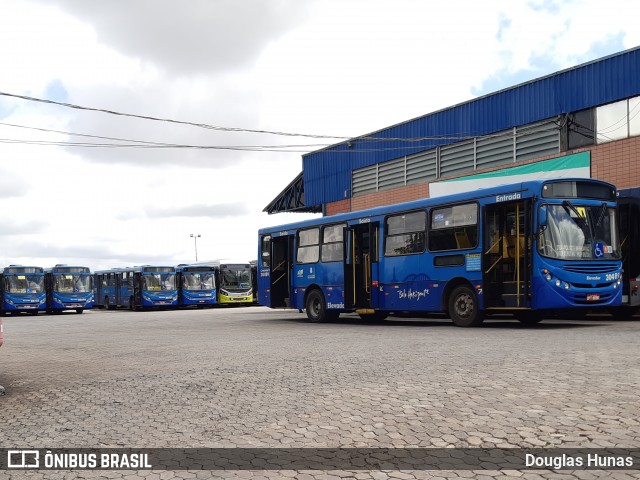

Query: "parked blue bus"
<box><xmin>1</xmin><ymin>265</ymin><xmax>46</xmax><ymax>314</ymax></box>
<box><xmin>45</xmin><ymin>265</ymin><xmax>94</xmax><ymax>314</ymax></box>
<box><xmin>176</xmin><ymin>264</ymin><xmax>217</xmax><ymax>307</ymax></box>
<box><xmin>94</xmin><ymin>265</ymin><xmax>178</xmax><ymax>310</ymax></box>
<box><xmin>615</xmin><ymin>187</ymin><xmax>640</xmax><ymax>317</ymax></box>
<box><xmin>258</xmin><ymin>179</ymin><xmax>622</xmax><ymax>326</ymax></box>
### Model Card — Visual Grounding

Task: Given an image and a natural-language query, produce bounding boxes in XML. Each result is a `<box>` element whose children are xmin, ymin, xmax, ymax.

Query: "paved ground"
<box><xmin>0</xmin><ymin>307</ymin><xmax>639</xmax><ymax>479</ymax></box>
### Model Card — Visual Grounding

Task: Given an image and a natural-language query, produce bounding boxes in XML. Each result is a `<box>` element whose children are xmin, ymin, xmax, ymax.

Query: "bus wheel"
<box><xmin>305</xmin><ymin>289</ymin><xmax>338</xmax><ymax>323</ymax></box>
<box><xmin>515</xmin><ymin>311</ymin><xmax>544</xmax><ymax>325</ymax></box>
<box><xmin>105</xmin><ymin>296</ymin><xmax>114</xmax><ymax>310</ymax></box>
<box><xmin>75</xmin><ymin>308</ymin><xmax>84</xmax><ymax>314</ymax></box>
<box><xmin>448</xmin><ymin>285</ymin><xmax>483</xmax><ymax>327</ymax></box>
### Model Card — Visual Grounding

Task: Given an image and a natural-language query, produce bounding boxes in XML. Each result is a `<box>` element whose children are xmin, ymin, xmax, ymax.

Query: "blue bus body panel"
<box><xmin>3</xmin><ymin>292</ymin><xmax>46</xmax><ymax>312</ymax></box>
<box><xmin>51</xmin><ymin>291</ymin><xmax>94</xmax><ymax>311</ymax></box>
<box><xmin>180</xmin><ymin>288</ymin><xmax>217</xmax><ymax>306</ymax></box>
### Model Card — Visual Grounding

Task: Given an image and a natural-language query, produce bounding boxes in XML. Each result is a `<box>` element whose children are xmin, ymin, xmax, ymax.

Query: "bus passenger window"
<box><xmin>429</xmin><ymin>203</ymin><xmax>478</xmax><ymax>252</ymax></box>
<box><xmin>321</xmin><ymin>224</ymin><xmax>345</xmax><ymax>262</ymax></box>
<box><xmin>384</xmin><ymin>211</ymin><xmax>426</xmax><ymax>256</ymax></box>
<box><xmin>261</xmin><ymin>235</ymin><xmax>271</xmax><ymax>267</ymax></box>
<box><xmin>297</xmin><ymin>228</ymin><xmax>320</xmax><ymax>264</ymax></box>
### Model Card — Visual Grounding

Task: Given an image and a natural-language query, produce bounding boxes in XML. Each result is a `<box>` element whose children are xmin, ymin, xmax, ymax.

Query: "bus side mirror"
<box><xmin>538</xmin><ymin>206</ymin><xmax>547</xmax><ymax>228</ymax></box>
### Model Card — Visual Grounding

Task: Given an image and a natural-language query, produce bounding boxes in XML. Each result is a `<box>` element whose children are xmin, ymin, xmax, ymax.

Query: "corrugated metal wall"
<box><xmin>302</xmin><ymin>47</ymin><xmax>640</xmax><ymax>206</ymax></box>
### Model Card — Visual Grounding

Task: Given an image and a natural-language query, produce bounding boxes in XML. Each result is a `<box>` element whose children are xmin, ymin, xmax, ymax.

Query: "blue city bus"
<box><xmin>258</xmin><ymin>179</ymin><xmax>622</xmax><ymax>326</ymax></box>
<box><xmin>45</xmin><ymin>265</ymin><xmax>94</xmax><ymax>314</ymax></box>
<box><xmin>1</xmin><ymin>265</ymin><xmax>46</xmax><ymax>314</ymax></box>
<box><xmin>614</xmin><ymin>187</ymin><xmax>640</xmax><ymax>317</ymax></box>
<box><xmin>176</xmin><ymin>264</ymin><xmax>217</xmax><ymax>307</ymax></box>
<box><xmin>94</xmin><ymin>265</ymin><xmax>178</xmax><ymax>310</ymax></box>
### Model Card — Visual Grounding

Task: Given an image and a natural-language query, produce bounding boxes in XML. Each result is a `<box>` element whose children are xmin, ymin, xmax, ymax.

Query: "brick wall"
<box><xmin>323</xmin><ymin>135</ymin><xmax>640</xmax><ymax>215</ymax></box>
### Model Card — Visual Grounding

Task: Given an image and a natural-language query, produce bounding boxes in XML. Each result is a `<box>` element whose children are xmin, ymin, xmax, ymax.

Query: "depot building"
<box><xmin>265</xmin><ymin>47</ymin><xmax>640</xmax><ymax>216</ymax></box>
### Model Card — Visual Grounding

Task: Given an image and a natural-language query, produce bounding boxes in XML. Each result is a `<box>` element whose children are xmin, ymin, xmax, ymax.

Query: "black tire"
<box><xmin>608</xmin><ymin>306</ymin><xmax>640</xmax><ymax>319</ymax></box>
<box><xmin>75</xmin><ymin>308</ymin><xmax>84</xmax><ymax>314</ymax></box>
<box><xmin>448</xmin><ymin>285</ymin><xmax>484</xmax><ymax>327</ymax></box>
<box><xmin>515</xmin><ymin>311</ymin><xmax>544</xmax><ymax>325</ymax></box>
<box><xmin>305</xmin><ymin>289</ymin><xmax>338</xmax><ymax>323</ymax></box>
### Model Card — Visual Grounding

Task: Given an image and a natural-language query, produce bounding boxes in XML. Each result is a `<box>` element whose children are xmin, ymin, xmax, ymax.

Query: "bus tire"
<box><xmin>305</xmin><ymin>289</ymin><xmax>338</xmax><ymax>323</ymax></box>
<box><xmin>448</xmin><ymin>285</ymin><xmax>484</xmax><ymax>327</ymax></box>
<box><xmin>105</xmin><ymin>296</ymin><xmax>114</xmax><ymax>310</ymax></box>
<box><xmin>75</xmin><ymin>308</ymin><xmax>84</xmax><ymax>314</ymax></box>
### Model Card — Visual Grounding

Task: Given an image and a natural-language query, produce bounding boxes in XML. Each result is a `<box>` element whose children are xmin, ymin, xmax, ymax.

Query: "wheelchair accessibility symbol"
<box><xmin>594</xmin><ymin>242</ymin><xmax>604</xmax><ymax>258</ymax></box>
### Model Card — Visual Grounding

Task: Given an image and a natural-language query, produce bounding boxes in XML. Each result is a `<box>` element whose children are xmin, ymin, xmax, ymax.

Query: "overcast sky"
<box><xmin>0</xmin><ymin>0</ymin><xmax>638</xmax><ymax>272</ymax></box>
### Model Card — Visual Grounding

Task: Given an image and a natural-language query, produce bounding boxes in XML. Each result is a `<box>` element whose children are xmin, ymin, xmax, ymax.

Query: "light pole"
<box><xmin>190</xmin><ymin>234</ymin><xmax>201</xmax><ymax>262</ymax></box>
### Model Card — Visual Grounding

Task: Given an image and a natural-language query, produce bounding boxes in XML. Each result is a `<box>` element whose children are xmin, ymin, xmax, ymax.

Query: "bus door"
<box><xmin>270</xmin><ymin>234</ymin><xmax>294</xmax><ymax>307</ymax></box>
<box><xmin>483</xmin><ymin>200</ymin><xmax>532</xmax><ymax>309</ymax></box>
<box><xmin>618</xmin><ymin>200</ymin><xmax>640</xmax><ymax>310</ymax></box>
<box><xmin>345</xmin><ymin>221</ymin><xmax>380</xmax><ymax>310</ymax></box>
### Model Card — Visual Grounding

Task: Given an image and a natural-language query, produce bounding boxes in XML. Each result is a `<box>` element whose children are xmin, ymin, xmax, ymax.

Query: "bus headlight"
<box><xmin>563</xmin><ymin>282</ymin><xmax>570</xmax><ymax>290</ymax></box>
<box><xmin>555</xmin><ymin>279</ymin><xmax>561</xmax><ymax>287</ymax></box>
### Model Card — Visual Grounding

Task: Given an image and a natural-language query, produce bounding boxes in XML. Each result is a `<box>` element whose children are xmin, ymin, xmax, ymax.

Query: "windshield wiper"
<box><xmin>562</xmin><ymin>200</ymin><xmax>594</xmax><ymax>242</ymax></box>
<box><xmin>594</xmin><ymin>202</ymin><xmax>607</xmax><ymax>228</ymax></box>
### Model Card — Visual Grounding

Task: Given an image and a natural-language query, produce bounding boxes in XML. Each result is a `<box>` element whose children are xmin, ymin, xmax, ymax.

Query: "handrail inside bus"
<box><xmin>486</xmin><ymin>236</ymin><xmax>502</xmax><ymax>256</ymax></box>
<box><xmin>272</xmin><ymin>259</ymin><xmax>287</xmax><ymax>272</ymax></box>
<box><xmin>272</xmin><ymin>271</ymin><xmax>288</xmax><ymax>286</ymax></box>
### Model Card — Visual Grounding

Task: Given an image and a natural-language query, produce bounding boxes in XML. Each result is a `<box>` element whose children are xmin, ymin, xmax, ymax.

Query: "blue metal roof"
<box><xmin>301</xmin><ymin>47</ymin><xmax>640</xmax><ymax>207</ymax></box>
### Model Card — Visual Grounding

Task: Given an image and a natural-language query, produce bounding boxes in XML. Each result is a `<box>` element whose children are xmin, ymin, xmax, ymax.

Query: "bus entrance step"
<box><xmin>501</xmin><ymin>281</ymin><xmax>528</xmax><ymax>294</ymax></box>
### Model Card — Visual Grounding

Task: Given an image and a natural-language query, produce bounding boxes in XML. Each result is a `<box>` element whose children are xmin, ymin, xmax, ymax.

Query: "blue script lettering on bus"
<box><xmin>495</xmin><ymin>192</ymin><xmax>522</xmax><ymax>202</ymax></box>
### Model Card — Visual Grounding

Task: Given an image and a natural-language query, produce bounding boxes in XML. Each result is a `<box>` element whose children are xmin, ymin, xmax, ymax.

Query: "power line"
<box><xmin>0</xmin><ymin>91</ymin><xmax>577</xmax><ymax>152</ymax></box>
<box><xmin>0</xmin><ymin>90</ymin><xmax>510</xmax><ymax>144</ymax></box>
<box><xmin>0</xmin><ymin>91</ymin><xmax>352</xmax><ymax>140</ymax></box>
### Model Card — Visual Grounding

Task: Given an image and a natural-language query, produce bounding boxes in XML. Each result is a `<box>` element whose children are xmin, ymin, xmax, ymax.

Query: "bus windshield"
<box><xmin>221</xmin><ymin>267</ymin><xmax>252</xmax><ymax>289</ymax></box>
<box><xmin>5</xmin><ymin>275</ymin><xmax>45</xmax><ymax>293</ymax></box>
<box><xmin>539</xmin><ymin>203</ymin><xmax>620</xmax><ymax>260</ymax></box>
<box><xmin>142</xmin><ymin>273</ymin><xmax>176</xmax><ymax>291</ymax></box>
<box><xmin>54</xmin><ymin>274</ymin><xmax>92</xmax><ymax>292</ymax></box>
<box><xmin>183</xmin><ymin>272</ymin><xmax>215</xmax><ymax>290</ymax></box>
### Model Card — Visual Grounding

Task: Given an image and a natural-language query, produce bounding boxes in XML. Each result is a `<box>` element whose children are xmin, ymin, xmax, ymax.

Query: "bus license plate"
<box><xmin>586</xmin><ymin>294</ymin><xmax>600</xmax><ymax>302</ymax></box>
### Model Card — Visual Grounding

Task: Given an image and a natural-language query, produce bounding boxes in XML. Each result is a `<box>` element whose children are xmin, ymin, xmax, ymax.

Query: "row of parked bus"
<box><xmin>257</xmin><ymin>179</ymin><xmax>640</xmax><ymax>326</ymax></box>
<box><xmin>0</xmin><ymin>262</ymin><xmax>255</xmax><ymax>315</ymax></box>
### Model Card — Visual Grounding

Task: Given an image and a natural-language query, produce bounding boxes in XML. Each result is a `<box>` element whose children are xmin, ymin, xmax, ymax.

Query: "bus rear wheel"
<box><xmin>448</xmin><ymin>285</ymin><xmax>484</xmax><ymax>327</ymax></box>
<box><xmin>105</xmin><ymin>296</ymin><xmax>115</xmax><ymax>310</ymax></box>
<box><xmin>305</xmin><ymin>289</ymin><xmax>338</xmax><ymax>323</ymax></box>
